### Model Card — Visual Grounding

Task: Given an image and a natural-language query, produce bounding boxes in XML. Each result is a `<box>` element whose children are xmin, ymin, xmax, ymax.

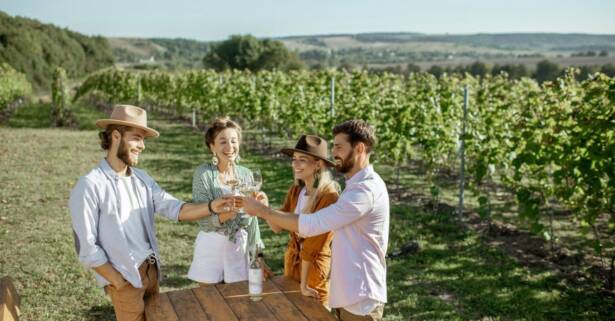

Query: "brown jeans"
<box><xmin>105</xmin><ymin>260</ymin><xmax>159</xmax><ymax>321</ymax></box>
<box><xmin>334</xmin><ymin>304</ymin><xmax>384</xmax><ymax>321</ymax></box>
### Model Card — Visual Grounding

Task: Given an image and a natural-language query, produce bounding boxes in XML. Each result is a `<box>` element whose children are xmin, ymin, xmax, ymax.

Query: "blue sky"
<box><xmin>1</xmin><ymin>0</ymin><xmax>613</xmax><ymax>41</ymax></box>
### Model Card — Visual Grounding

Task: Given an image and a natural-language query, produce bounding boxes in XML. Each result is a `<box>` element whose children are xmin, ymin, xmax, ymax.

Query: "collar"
<box><xmin>99</xmin><ymin>158</ymin><xmax>132</xmax><ymax>180</ymax></box>
<box><xmin>346</xmin><ymin>165</ymin><xmax>373</xmax><ymax>185</ymax></box>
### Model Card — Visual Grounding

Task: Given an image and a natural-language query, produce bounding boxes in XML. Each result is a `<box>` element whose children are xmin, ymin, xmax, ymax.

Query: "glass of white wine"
<box><xmin>238</xmin><ymin>169</ymin><xmax>262</xmax><ymax>219</ymax></box>
<box><xmin>251</xmin><ymin>169</ymin><xmax>262</xmax><ymax>193</ymax></box>
<box><xmin>223</xmin><ymin>166</ymin><xmax>241</xmax><ymax>212</ymax></box>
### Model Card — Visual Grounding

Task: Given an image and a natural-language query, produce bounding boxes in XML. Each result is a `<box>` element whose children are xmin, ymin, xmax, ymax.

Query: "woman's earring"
<box><xmin>313</xmin><ymin>170</ymin><xmax>321</xmax><ymax>189</ymax></box>
<box><xmin>212</xmin><ymin>153</ymin><xmax>219</xmax><ymax>166</ymax></box>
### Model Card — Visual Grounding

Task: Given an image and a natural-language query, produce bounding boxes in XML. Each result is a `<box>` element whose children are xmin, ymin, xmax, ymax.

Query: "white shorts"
<box><xmin>187</xmin><ymin>229</ymin><xmax>249</xmax><ymax>284</ymax></box>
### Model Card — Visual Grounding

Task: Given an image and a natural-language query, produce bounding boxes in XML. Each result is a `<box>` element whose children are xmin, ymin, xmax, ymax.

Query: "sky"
<box><xmin>1</xmin><ymin>0</ymin><xmax>614</xmax><ymax>41</ymax></box>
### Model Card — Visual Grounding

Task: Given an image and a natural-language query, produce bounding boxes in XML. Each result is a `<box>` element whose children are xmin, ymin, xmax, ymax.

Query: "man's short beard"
<box><xmin>335</xmin><ymin>150</ymin><xmax>355</xmax><ymax>174</ymax></box>
<box><xmin>117</xmin><ymin>139</ymin><xmax>137</xmax><ymax>166</ymax></box>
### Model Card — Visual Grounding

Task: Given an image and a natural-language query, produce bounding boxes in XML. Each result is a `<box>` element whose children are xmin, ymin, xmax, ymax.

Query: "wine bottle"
<box><xmin>248</xmin><ymin>247</ymin><xmax>263</xmax><ymax>301</ymax></box>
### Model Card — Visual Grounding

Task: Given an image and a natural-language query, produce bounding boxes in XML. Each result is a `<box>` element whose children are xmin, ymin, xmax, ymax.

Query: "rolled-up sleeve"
<box><xmin>152</xmin><ymin>179</ymin><xmax>185</xmax><ymax>221</ymax></box>
<box><xmin>298</xmin><ymin>184</ymin><xmax>373</xmax><ymax>238</ymax></box>
<box><xmin>69</xmin><ymin>177</ymin><xmax>108</xmax><ymax>268</ymax></box>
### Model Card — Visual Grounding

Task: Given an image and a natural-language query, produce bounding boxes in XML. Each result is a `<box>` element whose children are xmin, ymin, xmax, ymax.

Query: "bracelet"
<box><xmin>208</xmin><ymin>200</ymin><xmax>218</xmax><ymax>215</ymax></box>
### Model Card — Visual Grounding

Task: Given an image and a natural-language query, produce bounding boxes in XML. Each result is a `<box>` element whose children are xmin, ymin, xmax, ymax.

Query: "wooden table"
<box><xmin>145</xmin><ymin>275</ymin><xmax>337</xmax><ymax>321</ymax></box>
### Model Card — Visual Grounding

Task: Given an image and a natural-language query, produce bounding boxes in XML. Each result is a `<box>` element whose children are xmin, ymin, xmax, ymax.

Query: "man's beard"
<box><xmin>334</xmin><ymin>150</ymin><xmax>355</xmax><ymax>174</ymax></box>
<box><xmin>117</xmin><ymin>139</ymin><xmax>137</xmax><ymax>166</ymax></box>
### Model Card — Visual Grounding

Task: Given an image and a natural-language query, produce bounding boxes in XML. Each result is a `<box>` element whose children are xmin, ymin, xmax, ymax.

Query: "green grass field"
<box><xmin>0</xmin><ymin>103</ymin><xmax>612</xmax><ymax>320</ymax></box>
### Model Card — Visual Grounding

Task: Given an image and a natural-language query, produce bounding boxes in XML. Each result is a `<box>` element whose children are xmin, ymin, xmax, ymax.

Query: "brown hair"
<box><xmin>99</xmin><ymin>125</ymin><xmax>130</xmax><ymax>150</ymax></box>
<box><xmin>204</xmin><ymin>116</ymin><xmax>242</xmax><ymax>150</ymax></box>
<box><xmin>332</xmin><ymin>119</ymin><xmax>376</xmax><ymax>153</ymax></box>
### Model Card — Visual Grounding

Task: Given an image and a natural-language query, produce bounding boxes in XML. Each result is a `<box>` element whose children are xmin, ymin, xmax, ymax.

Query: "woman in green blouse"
<box><xmin>187</xmin><ymin>117</ymin><xmax>268</xmax><ymax>284</ymax></box>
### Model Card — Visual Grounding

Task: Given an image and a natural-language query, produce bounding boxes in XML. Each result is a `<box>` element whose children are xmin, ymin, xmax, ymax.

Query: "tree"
<box><xmin>0</xmin><ymin>11</ymin><xmax>113</xmax><ymax>89</ymax></box>
<box><xmin>203</xmin><ymin>35</ymin><xmax>304</xmax><ymax>71</ymax></box>
<box><xmin>468</xmin><ymin>61</ymin><xmax>488</xmax><ymax>77</ymax></box>
<box><xmin>406</xmin><ymin>63</ymin><xmax>421</xmax><ymax>74</ymax></box>
<box><xmin>534</xmin><ymin>60</ymin><xmax>560</xmax><ymax>83</ymax></box>
<box><xmin>427</xmin><ymin>65</ymin><xmax>444</xmax><ymax>78</ymax></box>
<box><xmin>492</xmin><ymin>64</ymin><xmax>529</xmax><ymax>79</ymax></box>
<box><xmin>575</xmin><ymin>65</ymin><xmax>599</xmax><ymax>81</ymax></box>
<box><xmin>600</xmin><ymin>63</ymin><xmax>615</xmax><ymax>77</ymax></box>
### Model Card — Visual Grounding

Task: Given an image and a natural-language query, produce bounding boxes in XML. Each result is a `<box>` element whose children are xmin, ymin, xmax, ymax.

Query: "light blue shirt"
<box><xmin>69</xmin><ymin>159</ymin><xmax>185</xmax><ymax>288</ymax></box>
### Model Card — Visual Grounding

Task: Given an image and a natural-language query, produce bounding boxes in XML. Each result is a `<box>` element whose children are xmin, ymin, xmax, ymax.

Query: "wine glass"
<box><xmin>237</xmin><ymin>169</ymin><xmax>262</xmax><ymax>219</ymax></box>
<box><xmin>223</xmin><ymin>166</ymin><xmax>240</xmax><ymax>212</ymax></box>
<box><xmin>251</xmin><ymin>169</ymin><xmax>262</xmax><ymax>193</ymax></box>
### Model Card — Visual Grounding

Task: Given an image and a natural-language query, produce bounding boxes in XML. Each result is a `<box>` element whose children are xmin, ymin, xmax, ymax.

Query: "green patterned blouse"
<box><xmin>192</xmin><ymin>163</ymin><xmax>264</xmax><ymax>250</ymax></box>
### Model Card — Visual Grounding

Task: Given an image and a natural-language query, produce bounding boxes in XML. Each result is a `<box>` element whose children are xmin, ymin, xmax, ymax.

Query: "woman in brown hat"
<box><xmin>269</xmin><ymin>135</ymin><xmax>340</xmax><ymax>307</ymax></box>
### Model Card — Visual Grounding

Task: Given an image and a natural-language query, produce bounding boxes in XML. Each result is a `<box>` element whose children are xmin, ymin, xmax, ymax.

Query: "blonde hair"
<box><xmin>295</xmin><ymin>160</ymin><xmax>340</xmax><ymax>213</ymax></box>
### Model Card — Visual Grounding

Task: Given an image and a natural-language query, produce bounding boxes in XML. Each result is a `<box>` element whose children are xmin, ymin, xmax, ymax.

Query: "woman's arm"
<box><xmin>300</xmin><ymin>260</ymin><xmax>319</xmax><ymax>298</ymax></box>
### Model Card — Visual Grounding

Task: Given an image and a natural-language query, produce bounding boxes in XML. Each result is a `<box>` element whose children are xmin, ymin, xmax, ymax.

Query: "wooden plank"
<box><xmin>224</xmin><ymin>296</ymin><xmax>276</xmax><ymax>321</ymax></box>
<box><xmin>192</xmin><ymin>286</ymin><xmax>238</xmax><ymax>321</ymax></box>
<box><xmin>167</xmin><ymin>289</ymin><xmax>209</xmax><ymax>321</ymax></box>
<box><xmin>261</xmin><ymin>282</ymin><xmax>309</xmax><ymax>321</ymax></box>
<box><xmin>216</xmin><ymin>281</ymin><xmax>278</xmax><ymax>321</ymax></box>
<box><xmin>0</xmin><ymin>277</ymin><xmax>20</xmax><ymax>321</ymax></box>
<box><xmin>272</xmin><ymin>276</ymin><xmax>336</xmax><ymax>321</ymax></box>
<box><xmin>215</xmin><ymin>280</ymin><xmax>274</xmax><ymax>298</ymax></box>
<box><xmin>145</xmin><ymin>292</ymin><xmax>178</xmax><ymax>321</ymax></box>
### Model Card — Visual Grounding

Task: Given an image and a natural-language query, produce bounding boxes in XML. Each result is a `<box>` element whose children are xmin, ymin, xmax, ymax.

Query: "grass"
<box><xmin>1</xmin><ymin>103</ymin><xmax>613</xmax><ymax>320</ymax></box>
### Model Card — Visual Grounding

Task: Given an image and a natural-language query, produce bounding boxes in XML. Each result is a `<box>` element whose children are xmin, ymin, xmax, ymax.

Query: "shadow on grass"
<box><xmin>5</xmin><ymin>102</ymin><xmax>109</xmax><ymax>130</ymax></box>
<box><xmin>385</xmin><ymin>206</ymin><xmax>615</xmax><ymax>320</ymax></box>
<box><xmin>86</xmin><ymin>304</ymin><xmax>115</xmax><ymax>321</ymax></box>
<box><xmin>6</xmin><ymin>103</ymin><xmax>52</xmax><ymax>128</ymax></box>
<box><xmin>161</xmin><ymin>264</ymin><xmax>194</xmax><ymax>288</ymax></box>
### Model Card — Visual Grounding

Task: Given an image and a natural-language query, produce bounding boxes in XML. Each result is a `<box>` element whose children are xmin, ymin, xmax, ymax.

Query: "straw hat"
<box><xmin>95</xmin><ymin>105</ymin><xmax>159</xmax><ymax>137</ymax></box>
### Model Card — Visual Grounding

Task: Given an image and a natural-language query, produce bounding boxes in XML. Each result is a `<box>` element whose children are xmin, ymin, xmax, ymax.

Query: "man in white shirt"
<box><xmin>70</xmin><ymin>105</ymin><xmax>235</xmax><ymax>321</ymax></box>
<box><xmin>242</xmin><ymin>120</ymin><xmax>389</xmax><ymax>321</ymax></box>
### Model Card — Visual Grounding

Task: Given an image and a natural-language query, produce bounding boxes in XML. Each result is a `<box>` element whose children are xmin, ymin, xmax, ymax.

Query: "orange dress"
<box><xmin>280</xmin><ymin>184</ymin><xmax>339</xmax><ymax>304</ymax></box>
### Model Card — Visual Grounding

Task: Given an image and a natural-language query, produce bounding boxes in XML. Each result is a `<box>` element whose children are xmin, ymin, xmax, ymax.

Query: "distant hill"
<box><xmin>278</xmin><ymin>33</ymin><xmax>615</xmax><ymax>67</ymax></box>
<box><xmin>0</xmin><ymin>11</ymin><xmax>114</xmax><ymax>90</ymax></box>
<box><xmin>110</xmin><ymin>32</ymin><xmax>615</xmax><ymax>70</ymax></box>
<box><xmin>109</xmin><ymin>37</ymin><xmax>209</xmax><ymax>69</ymax></box>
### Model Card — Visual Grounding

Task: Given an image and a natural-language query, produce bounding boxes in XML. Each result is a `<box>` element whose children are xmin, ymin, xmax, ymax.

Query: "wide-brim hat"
<box><xmin>95</xmin><ymin>104</ymin><xmax>159</xmax><ymax>138</ymax></box>
<box><xmin>281</xmin><ymin>135</ymin><xmax>335</xmax><ymax>167</ymax></box>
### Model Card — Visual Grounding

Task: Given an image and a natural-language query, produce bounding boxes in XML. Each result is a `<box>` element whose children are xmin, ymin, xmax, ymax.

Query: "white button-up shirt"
<box><xmin>69</xmin><ymin>159</ymin><xmax>185</xmax><ymax>288</ymax></box>
<box><xmin>299</xmin><ymin>165</ymin><xmax>389</xmax><ymax>309</ymax></box>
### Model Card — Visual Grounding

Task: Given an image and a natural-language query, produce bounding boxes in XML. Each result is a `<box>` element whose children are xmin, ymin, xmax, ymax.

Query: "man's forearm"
<box><xmin>178</xmin><ymin>203</ymin><xmax>210</xmax><ymax>221</ymax></box>
<box><xmin>259</xmin><ymin>207</ymin><xmax>299</xmax><ymax>233</ymax></box>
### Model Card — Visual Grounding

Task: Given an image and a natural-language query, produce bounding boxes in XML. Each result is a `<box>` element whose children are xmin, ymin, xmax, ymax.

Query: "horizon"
<box><xmin>1</xmin><ymin>0</ymin><xmax>614</xmax><ymax>41</ymax></box>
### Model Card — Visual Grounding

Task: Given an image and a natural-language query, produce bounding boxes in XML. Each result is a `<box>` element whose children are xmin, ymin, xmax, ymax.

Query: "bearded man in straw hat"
<box><xmin>69</xmin><ymin>105</ymin><xmax>236</xmax><ymax>321</ymax></box>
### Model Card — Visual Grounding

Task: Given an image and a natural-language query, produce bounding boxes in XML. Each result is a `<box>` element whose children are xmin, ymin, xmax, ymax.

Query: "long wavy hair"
<box><xmin>294</xmin><ymin>160</ymin><xmax>340</xmax><ymax>213</ymax></box>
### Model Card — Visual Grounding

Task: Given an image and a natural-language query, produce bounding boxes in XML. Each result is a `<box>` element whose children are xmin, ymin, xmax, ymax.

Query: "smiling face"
<box><xmin>210</xmin><ymin>128</ymin><xmax>240</xmax><ymax>165</ymax></box>
<box><xmin>115</xmin><ymin>127</ymin><xmax>147</xmax><ymax>166</ymax></box>
<box><xmin>291</xmin><ymin>152</ymin><xmax>322</xmax><ymax>182</ymax></box>
<box><xmin>332</xmin><ymin>133</ymin><xmax>357</xmax><ymax>174</ymax></box>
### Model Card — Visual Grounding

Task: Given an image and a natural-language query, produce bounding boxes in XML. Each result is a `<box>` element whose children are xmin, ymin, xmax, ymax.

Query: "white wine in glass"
<box><xmin>251</xmin><ymin>169</ymin><xmax>262</xmax><ymax>192</ymax></box>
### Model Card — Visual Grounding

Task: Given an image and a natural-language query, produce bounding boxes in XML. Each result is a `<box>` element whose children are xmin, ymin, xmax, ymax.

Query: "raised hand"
<box><xmin>210</xmin><ymin>195</ymin><xmax>236</xmax><ymax>214</ymax></box>
<box><xmin>254</xmin><ymin>191</ymin><xmax>269</xmax><ymax>206</ymax></box>
<box><xmin>239</xmin><ymin>195</ymin><xmax>267</xmax><ymax>217</ymax></box>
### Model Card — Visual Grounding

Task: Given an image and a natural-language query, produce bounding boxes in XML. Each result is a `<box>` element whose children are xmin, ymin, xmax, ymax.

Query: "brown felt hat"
<box><xmin>281</xmin><ymin>135</ymin><xmax>335</xmax><ymax>166</ymax></box>
<box><xmin>95</xmin><ymin>105</ymin><xmax>159</xmax><ymax>138</ymax></box>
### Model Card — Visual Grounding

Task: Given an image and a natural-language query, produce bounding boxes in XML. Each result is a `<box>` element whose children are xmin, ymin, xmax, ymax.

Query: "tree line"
<box><xmin>0</xmin><ymin>11</ymin><xmax>114</xmax><ymax>90</ymax></box>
